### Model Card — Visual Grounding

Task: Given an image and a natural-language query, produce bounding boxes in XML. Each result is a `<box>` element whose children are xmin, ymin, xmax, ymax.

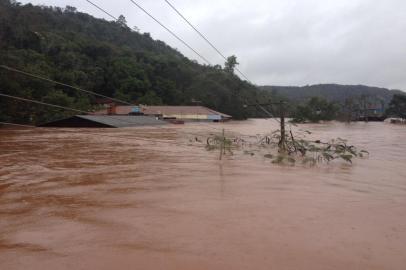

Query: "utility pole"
<box><xmin>219</xmin><ymin>128</ymin><xmax>225</xmax><ymax>160</ymax></box>
<box><xmin>278</xmin><ymin>101</ymin><xmax>286</xmax><ymax>152</ymax></box>
<box><xmin>244</xmin><ymin>100</ymin><xmax>287</xmax><ymax>151</ymax></box>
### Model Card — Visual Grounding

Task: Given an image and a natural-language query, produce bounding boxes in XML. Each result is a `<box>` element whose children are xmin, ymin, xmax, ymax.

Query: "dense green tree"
<box><xmin>224</xmin><ymin>55</ymin><xmax>239</xmax><ymax>74</ymax></box>
<box><xmin>386</xmin><ymin>94</ymin><xmax>406</xmax><ymax>119</ymax></box>
<box><xmin>64</xmin><ymin>6</ymin><xmax>77</xmax><ymax>13</ymax></box>
<box><xmin>292</xmin><ymin>97</ymin><xmax>339</xmax><ymax>123</ymax></box>
<box><xmin>261</xmin><ymin>84</ymin><xmax>401</xmax><ymax>106</ymax></box>
<box><xmin>117</xmin><ymin>15</ymin><xmax>127</xmax><ymax>28</ymax></box>
<box><xmin>137</xmin><ymin>90</ymin><xmax>162</xmax><ymax>105</ymax></box>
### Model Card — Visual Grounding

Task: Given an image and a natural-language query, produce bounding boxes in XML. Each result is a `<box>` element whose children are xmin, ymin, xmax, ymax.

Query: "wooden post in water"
<box><xmin>278</xmin><ymin>101</ymin><xmax>286</xmax><ymax>152</ymax></box>
<box><xmin>243</xmin><ymin>101</ymin><xmax>289</xmax><ymax>152</ymax></box>
<box><xmin>219</xmin><ymin>128</ymin><xmax>225</xmax><ymax>160</ymax></box>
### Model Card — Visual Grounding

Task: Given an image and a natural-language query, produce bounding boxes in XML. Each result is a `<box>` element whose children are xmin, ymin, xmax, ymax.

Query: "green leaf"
<box><xmin>340</xmin><ymin>154</ymin><xmax>353</xmax><ymax>163</ymax></box>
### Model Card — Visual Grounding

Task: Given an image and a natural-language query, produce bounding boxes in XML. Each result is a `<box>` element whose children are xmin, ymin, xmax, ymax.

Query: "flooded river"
<box><xmin>1</xmin><ymin>119</ymin><xmax>405</xmax><ymax>270</ymax></box>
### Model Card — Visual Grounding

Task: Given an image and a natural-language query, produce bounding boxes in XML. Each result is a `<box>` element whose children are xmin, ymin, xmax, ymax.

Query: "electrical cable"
<box><xmin>0</xmin><ymin>65</ymin><xmax>133</xmax><ymax>106</ymax></box>
<box><xmin>126</xmin><ymin>0</ymin><xmax>211</xmax><ymax>65</ymax></box>
<box><xmin>163</xmin><ymin>0</ymin><xmax>251</xmax><ymax>82</ymax></box>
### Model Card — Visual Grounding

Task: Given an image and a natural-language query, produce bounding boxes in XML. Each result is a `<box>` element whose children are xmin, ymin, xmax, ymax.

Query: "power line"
<box><xmin>0</xmin><ymin>65</ymin><xmax>133</xmax><ymax>106</ymax></box>
<box><xmin>164</xmin><ymin>0</ymin><xmax>227</xmax><ymax>60</ymax></box>
<box><xmin>126</xmin><ymin>0</ymin><xmax>211</xmax><ymax>65</ymax></box>
<box><xmin>3</xmin><ymin>2</ymin><xmax>281</xmax><ymax>136</ymax></box>
<box><xmin>84</xmin><ymin>0</ymin><xmax>212</xmax><ymax>65</ymax></box>
<box><xmin>82</xmin><ymin>0</ymin><xmax>246</xmax><ymax>132</ymax></box>
<box><xmin>0</xmin><ymin>65</ymin><xmax>221</xmax><ymax>136</ymax></box>
<box><xmin>0</xmin><ymin>121</ymin><xmax>35</xmax><ymax>128</ymax></box>
<box><xmin>163</xmin><ymin>0</ymin><xmax>252</xmax><ymax>83</ymax></box>
<box><xmin>257</xmin><ymin>104</ymin><xmax>280</xmax><ymax>123</ymax></box>
<box><xmin>84</xmin><ymin>1</ymin><xmax>282</xmax><ymax>125</ymax></box>
<box><xmin>0</xmin><ymin>99</ymin><xmax>207</xmax><ymax>146</ymax></box>
<box><xmin>0</xmin><ymin>65</ymin><xmax>159</xmax><ymax>127</ymax></box>
<box><xmin>0</xmin><ymin>90</ymin><xmax>215</xmax><ymax>138</ymax></box>
<box><xmin>85</xmin><ymin>0</ymin><xmax>250</xmax><ymax>81</ymax></box>
<box><xmin>82</xmin><ymin>1</ymin><xmax>236</xmax><ymax>132</ymax></box>
<box><xmin>0</xmin><ymin>92</ymin><xmax>161</xmax><ymax>127</ymax></box>
<box><xmin>84</xmin><ymin>0</ymin><xmax>118</xmax><ymax>21</ymax></box>
<box><xmin>161</xmin><ymin>1</ymin><xmax>286</xmax><ymax>128</ymax></box>
<box><xmin>0</xmin><ymin>92</ymin><xmax>255</xmax><ymax>147</ymax></box>
<box><xmin>0</xmin><ymin>93</ymin><xmax>88</xmax><ymax>114</ymax></box>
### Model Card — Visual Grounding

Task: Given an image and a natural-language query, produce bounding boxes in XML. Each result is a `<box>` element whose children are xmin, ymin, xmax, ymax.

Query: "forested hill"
<box><xmin>260</xmin><ymin>84</ymin><xmax>403</xmax><ymax>105</ymax></box>
<box><xmin>0</xmin><ymin>1</ymin><xmax>271</xmax><ymax>124</ymax></box>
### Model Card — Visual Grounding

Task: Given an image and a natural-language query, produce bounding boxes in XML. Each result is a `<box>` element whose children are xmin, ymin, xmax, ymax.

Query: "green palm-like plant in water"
<box><xmin>203</xmin><ymin>129</ymin><xmax>368</xmax><ymax>166</ymax></box>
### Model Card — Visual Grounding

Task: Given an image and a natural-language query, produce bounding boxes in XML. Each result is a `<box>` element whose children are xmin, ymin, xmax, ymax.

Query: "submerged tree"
<box><xmin>203</xmin><ymin>128</ymin><xmax>368</xmax><ymax>166</ymax></box>
<box><xmin>202</xmin><ymin>100</ymin><xmax>367</xmax><ymax>166</ymax></box>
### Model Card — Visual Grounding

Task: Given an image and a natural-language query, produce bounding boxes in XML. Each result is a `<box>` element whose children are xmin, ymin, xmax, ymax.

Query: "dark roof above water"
<box><xmin>39</xmin><ymin>115</ymin><xmax>167</xmax><ymax>128</ymax></box>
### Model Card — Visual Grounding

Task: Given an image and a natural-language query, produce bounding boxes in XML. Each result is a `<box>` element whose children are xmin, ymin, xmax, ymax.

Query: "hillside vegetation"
<box><xmin>260</xmin><ymin>84</ymin><xmax>402</xmax><ymax>105</ymax></box>
<box><xmin>0</xmin><ymin>0</ymin><xmax>273</xmax><ymax>124</ymax></box>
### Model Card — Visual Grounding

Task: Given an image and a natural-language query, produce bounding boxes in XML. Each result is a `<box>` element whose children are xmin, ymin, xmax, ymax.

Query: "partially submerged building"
<box><xmin>356</xmin><ymin>97</ymin><xmax>386</xmax><ymax>121</ymax></box>
<box><xmin>39</xmin><ymin>115</ymin><xmax>166</xmax><ymax>128</ymax></box>
<box><xmin>93</xmin><ymin>105</ymin><xmax>232</xmax><ymax>122</ymax></box>
<box><xmin>39</xmin><ymin>105</ymin><xmax>231</xmax><ymax>128</ymax></box>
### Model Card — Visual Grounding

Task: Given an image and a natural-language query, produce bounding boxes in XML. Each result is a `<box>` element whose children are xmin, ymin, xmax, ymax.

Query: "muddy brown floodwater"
<box><xmin>0</xmin><ymin>119</ymin><xmax>406</xmax><ymax>270</ymax></box>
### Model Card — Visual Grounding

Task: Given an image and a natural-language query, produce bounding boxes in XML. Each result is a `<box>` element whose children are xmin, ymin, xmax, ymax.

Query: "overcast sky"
<box><xmin>19</xmin><ymin>0</ymin><xmax>406</xmax><ymax>90</ymax></box>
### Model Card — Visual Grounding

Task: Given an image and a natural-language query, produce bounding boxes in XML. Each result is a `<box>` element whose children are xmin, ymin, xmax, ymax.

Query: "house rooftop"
<box><xmin>93</xmin><ymin>105</ymin><xmax>232</xmax><ymax>118</ymax></box>
<box><xmin>39</xmin><ymin>115</ymin><xmax>166</xmax><ymax>128</ymax></box>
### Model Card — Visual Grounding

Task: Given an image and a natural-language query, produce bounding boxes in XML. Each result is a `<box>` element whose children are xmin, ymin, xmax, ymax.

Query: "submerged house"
<box><xmin>39</xmin><ymin>105</ymin><xmax>231</xmax><ymax>128</ymax></box>
<box><xmin>93</xmin><ymin>105</ymin><xmax>232</xmax><ymax>122</ymax></box>
<box><xmin>357</xmin><ymin>101</ymin><xmax>386</xmax><ymax>121</ymax></box>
